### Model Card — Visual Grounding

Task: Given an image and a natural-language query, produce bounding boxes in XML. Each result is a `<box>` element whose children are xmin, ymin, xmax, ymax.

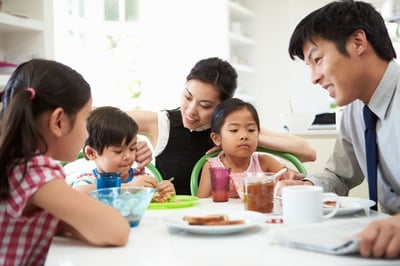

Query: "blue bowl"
<box><xmin>90</xmin><ymin>187</ymin><xmax>156</xmax><ymax>227</ymax></box>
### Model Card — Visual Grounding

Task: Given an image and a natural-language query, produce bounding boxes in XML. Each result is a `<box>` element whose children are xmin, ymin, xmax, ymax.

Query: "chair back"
<box><xmin>146</xmin><ymin>162</ymin><xmax>163</xmax><ymax>182</ymax></box>
<box><xmin>190</xmin><ymin>147</ymin><xmax>307</xmax><ymax>196</ymax></box>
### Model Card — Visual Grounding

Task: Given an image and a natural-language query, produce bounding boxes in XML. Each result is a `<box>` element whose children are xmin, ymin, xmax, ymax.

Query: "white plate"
<box><xmin>163</xmin><ymin>210</ymin><xmax>265</xmax><ymax>235</ymax></box>
<box><xmin>324</xmin><ymin>196</ymin><xmax>375</xmax><ymax>216</ymax></box>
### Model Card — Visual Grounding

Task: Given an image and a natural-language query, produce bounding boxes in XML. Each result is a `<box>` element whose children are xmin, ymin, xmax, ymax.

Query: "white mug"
<box><xmin>281</xmin><ymin>185</ymin><xmax>339</xmax><ymax>226</ymax></box>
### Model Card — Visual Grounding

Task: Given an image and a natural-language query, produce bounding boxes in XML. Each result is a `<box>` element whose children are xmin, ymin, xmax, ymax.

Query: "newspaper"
<box><xmin>268</xmin><ymin>218</ymin><xmax>377</xmax><ymax>255</ymax></box>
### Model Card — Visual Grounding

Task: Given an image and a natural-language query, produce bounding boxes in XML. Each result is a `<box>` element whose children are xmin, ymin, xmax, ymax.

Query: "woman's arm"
<box><xmin>126</xmin><ymin>110</ymin><xmax>159</xmax><ymax>172</ymax></box>
<box><xmin>258</xmin><ymin>127</ymin><xmax>316</xmax><ymax>162</ymax></box>
<box><xmin>126</xmin><ymin>110</ymin><xmax>159</xmax><ymax>148</ymax></box>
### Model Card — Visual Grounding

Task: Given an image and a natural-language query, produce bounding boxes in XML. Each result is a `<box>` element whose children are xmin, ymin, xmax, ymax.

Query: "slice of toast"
<box><xmin>183</xmin><ymin>214</ymin><xmax>228</xmax><ymax>225</ymax></box>
<box><xmin>182</xmin><ymin>214</ymin><xmax>244</xmax><ymax>226</ymax></box>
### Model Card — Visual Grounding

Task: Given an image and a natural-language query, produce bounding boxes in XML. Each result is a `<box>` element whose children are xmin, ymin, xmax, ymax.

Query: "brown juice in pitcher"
<box><xmin>244</xmin><ymin>180</ymin><xmax>274</xmax><ymax>213</ymax></box>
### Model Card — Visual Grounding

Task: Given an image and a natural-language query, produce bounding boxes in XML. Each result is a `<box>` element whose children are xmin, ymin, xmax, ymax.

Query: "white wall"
<box><xmin>137</xmin><ymin>0</ymin><xmax>384</xmax><ymax>129</ymax></box>
<box><xmin>138</xmin><ymin>0</ymin><xmax>229</xmax><ymax>111</ymax></box>
<box><xmin>138</xmin><ymin>0</ymin><xmax>334</xmax><ymax>128</ymax></box>
<box><xmin>248</xmin><ymin>0</ymin><xmax>332</xmax><ymax>130</ymax></box>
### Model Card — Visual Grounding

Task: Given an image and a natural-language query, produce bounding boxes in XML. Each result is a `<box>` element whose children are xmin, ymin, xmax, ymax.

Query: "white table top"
<box><xmin>45</xmin><ymin>198</ymin><xmax>399</xmax><ymax>266</ymax></box>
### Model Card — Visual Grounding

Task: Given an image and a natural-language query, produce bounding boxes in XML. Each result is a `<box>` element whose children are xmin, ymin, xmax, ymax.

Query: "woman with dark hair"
<box><xmin>129</xmin><ymin>57</ymin><xmax>316</xmax><ymax>195</ymax></box>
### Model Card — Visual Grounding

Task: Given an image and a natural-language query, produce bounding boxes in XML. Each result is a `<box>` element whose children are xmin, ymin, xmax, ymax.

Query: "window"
<box><xmin>104</xmin><ymin>0</ymin><xmax>119</xmax><ymax>21</ymax></box>
<box><xmin>54</xmin><ymin>0</ymin><xmax>142</xmax><ymax>110</ymax></box>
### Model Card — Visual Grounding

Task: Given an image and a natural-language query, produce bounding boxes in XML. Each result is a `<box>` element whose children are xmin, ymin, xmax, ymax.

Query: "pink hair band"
<box><xmin>26</xmin><ymin>87</ymin><xmax>35</xmax><ymax>100</ymax></box>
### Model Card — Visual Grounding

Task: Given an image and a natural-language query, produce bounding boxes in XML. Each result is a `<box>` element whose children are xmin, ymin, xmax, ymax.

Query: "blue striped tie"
<box><xmin>363</xmin><ymin>105</ymin><xmax>378</xmax><ymax>210</ymax></box>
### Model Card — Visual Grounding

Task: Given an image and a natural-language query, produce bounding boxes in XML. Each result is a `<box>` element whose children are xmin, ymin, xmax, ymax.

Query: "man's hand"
<box><xmin>356</xmin><ymin>215</ymin><xmax>400</xmax><ymax>258</ymax></box>
<box><xmin>275</xmin><ymin>177</ymin><xmax>313</xmax><ymax>197</ymax></box>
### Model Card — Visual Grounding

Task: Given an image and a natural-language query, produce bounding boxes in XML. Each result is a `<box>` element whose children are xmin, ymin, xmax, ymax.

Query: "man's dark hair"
<box><xmin>289</xmin><ymin>0</ymin><xmax>396</xmax><ymax>61</ymax></box>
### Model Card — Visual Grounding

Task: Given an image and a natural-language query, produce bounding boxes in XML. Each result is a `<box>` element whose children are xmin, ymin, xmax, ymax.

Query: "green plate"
<box><xmin>148</xmin><ymin>195</ymin><xmax>199</xmax><ymax>209</ymax></box>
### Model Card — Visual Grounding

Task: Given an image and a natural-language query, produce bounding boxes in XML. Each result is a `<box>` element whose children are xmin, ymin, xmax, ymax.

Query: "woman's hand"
<box><xmin>205</xmin><ymin>145</ymin><xmax>221</xmax><ymax>155</ymax></box>
<box><xmin>135</xmin><ymin>141</ymin><xmax>153</xmax><ymax>174</ymax></box>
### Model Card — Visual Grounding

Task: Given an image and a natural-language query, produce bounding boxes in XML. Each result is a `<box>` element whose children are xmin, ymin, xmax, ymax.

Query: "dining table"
<box><xmin>45</xmin><ymin>198</ymin><xmax>400</xmax><ymax>266</ymax></box>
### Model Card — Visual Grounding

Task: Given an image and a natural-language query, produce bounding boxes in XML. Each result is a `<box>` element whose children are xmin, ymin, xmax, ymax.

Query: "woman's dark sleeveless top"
<box><xmin>155</xmin><ymin>110</ymin><xmax>213</xmax><ymax>195</ymax></box>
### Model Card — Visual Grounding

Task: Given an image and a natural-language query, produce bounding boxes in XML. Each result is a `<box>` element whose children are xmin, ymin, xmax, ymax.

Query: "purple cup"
<box><xmin>209</xmin><ymin>167</ymin><xmax>231</xmax><ymax>202</ymax></box>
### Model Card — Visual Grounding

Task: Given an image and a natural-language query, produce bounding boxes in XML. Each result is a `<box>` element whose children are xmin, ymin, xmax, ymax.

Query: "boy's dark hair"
<box><xmin>288</xmin><ymin>0</ymin><xmax>396</xmax><ymax>61</ymax></box>
<box><xmin>85</xmin><ymin>106</ymin><xmax>139</xmax><ymax>156</ymax></box>
<box><xmin>211</xmin><ymin>98</ymin><xmax>260</xmax><ymax>134</ymax></box>
<box><xmin>0</xmin><ymin>59</ymin><xmax>91</xmax><ymax>200</ymax></box>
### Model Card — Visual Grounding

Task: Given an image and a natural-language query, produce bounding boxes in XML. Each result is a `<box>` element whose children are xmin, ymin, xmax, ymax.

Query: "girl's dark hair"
<box><xmin>84</xmin><ymin>106</ymin><xmax>139</xmax><ymax>156</ymax></box>
<box><xmin>167</xmin><ymin>57</ymin><xmax>238</xmax><ymax>126</ymax></box>
<box><xmin>211</xmin><ymin>98</ymin><xmax>260</xmax><ymax>134</ymax></box>
<box><xmin>0</xmin><ymin>59</ymin><xmax>91</xmax><ymax>200</ymax></box>
<box><xmin>289</xmin><ymin>0</ymin><xmax>396</xmax><ymax>61</ymax></box>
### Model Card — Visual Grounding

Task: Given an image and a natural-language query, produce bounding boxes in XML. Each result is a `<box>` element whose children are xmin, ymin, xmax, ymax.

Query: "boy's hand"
<box><xmin>127</xmin><ymin>174</ymin><xmax>157</xmax><ymax>188</ymax></box>
<box><xmin>157</xmin><ymin>179</ymin><xmax>176</xmax><ymax>198</ymax></box>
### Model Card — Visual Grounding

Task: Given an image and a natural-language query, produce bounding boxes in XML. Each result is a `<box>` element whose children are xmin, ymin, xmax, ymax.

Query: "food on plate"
<box><xmin>151</xmin><ymin>193</ymin><xmax>186</xmax><ymax>204</ymax></box>
<box><xmin>151</xmin><ymin>192</ymin><xmax>171</xmax><ymax>203</ymax></box>
<box><xmin>148</xmin><ymin>195</ymin><xmax>198</xmax><ymax>209</ymax></box>
<box><xmin>183</xmin><ymin>214</ymin><xmax>245</xmax><ymax>226</ymax></box>
<box><xmin>323</xmin><ymin>200</ymin><xmax>342</xmax><ymax>208</ymax></box>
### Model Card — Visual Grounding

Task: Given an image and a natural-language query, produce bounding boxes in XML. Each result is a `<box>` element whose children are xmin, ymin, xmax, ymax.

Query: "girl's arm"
<box><xmin>31</xmin><ymin>179</ymin><xmax>130</xmax><ymax>246</ymax></box>
<box><xmin>73</xmin><ymin>183</ymin><xmax>96</xmax><ymax>194</ymax></box>
<box><xmin>197</xmin><ymin>162</ymin><xmax>212</xmax><ymax>198</ymax></box>
<box><xmin>258</xmin><ymin>127</ymin><xmax>316</xmax><ymax>162</ymax></box>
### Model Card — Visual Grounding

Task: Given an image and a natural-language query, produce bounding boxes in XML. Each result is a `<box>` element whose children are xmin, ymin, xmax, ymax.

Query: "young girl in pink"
<box><xmin>0</xmin><ymin>59</ymin><xmax>130</xmax><ymax>265</ymax></box>
<box><xmin>197</xmin><ymin>98</ymin><xmax>302</xmax><ymax>198</ymax></box>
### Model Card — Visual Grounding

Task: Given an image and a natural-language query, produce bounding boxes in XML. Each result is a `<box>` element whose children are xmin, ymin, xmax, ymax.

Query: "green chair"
<box><xmin>62</xmin><ymin>151</ymin><xmax>164</xmax><ymax>183</ymax></box>
<box><xmin>190</xmin><ymin>147</ymin><xmax>307</xmax><ymax>196</ymax></box>
<box><xmin>146</xmin><ymin>162</ymin><xmax>163</xmax><ymax>182</ymax></box>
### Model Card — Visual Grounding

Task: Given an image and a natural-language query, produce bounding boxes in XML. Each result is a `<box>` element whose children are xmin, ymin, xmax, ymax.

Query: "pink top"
<box><xmin>0</xmin><ymin>155</ymin><xmax>62</xmax><ymax>265</ymax></box>
<box><xmin>207</xmin><ymin>153</ymin><xmax>264</xmax><ymax>199</ymax></box>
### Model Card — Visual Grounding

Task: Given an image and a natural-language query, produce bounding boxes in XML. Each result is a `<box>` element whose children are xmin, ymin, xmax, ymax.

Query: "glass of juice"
<box><xmin>243</xmin><ymin>172</ymin><xmax>275</xmax><ymax>213</ymax></box>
